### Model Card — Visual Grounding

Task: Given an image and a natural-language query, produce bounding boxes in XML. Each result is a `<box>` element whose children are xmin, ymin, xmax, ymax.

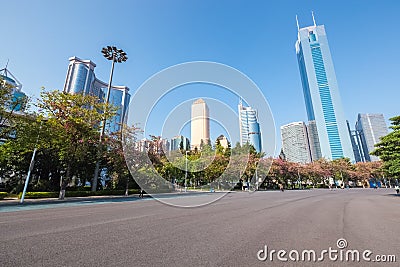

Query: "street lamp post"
<box><xmin>20</xmin><ymin>120</ymin><xmax>44</xmax><ymax>204</ymax></box>
<box><xmin>185</xmin><ymin>151</ymin><xmax>189</xmax><ymax>192</ymax></box>
<box><xmin>92</xmin><ymin>46</ymin><xmax>128</xmax><ymax>192</ymax></box>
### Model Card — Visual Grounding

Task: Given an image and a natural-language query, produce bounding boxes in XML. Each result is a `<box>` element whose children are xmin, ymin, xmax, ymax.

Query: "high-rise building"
<box><xmin>0</xmin><ymin>66</ymin><xmax>27</xmax><ymax>112</ymax></box>
<box><xmin>281</xmin><ymin>122</ymin><xmax>312</xmax><ymax>164</ymax></box>
<box><xmin>295</xmin><ymin>14</ymin><xmax>354</xmax><ymax>161</ymax></box>
<box><xmin>306</xmin><ymin>120</ymin><xmax>322</xmax><ymax>161</ymax></box>
<box><xmin>355</xmin><ymin>113</ymin><xmax>388</xmax><ymax>162</ymax></box>
<box><xmin>346</xmin><ymin>120</ymin><xmax>362</xmax><ymax>162</ymax></box>
<box><xmin>238</xmin><ymin>100</ymin><xmax>262</xmax><ymax>153</ymax></box>
<box><xmin>63</xmin><ymin>56</ymin><xmax>130</xmax><ymax>133</ymax></box>
<box><xmin>191</xmin><ymin>99</ymin><xmax>210</xmax><ymax>150</ymax></box>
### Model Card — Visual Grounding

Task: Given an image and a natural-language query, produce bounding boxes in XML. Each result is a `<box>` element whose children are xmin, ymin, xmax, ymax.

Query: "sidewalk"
<box><xmin>0</xmin><ymin>194</ymin><xmax>142</xmax><ymax>207</ymax></box>
<box><xmin>0</xmin><ymin>190</ymin><xmax>222</xmax><ymax>207</ymax></box>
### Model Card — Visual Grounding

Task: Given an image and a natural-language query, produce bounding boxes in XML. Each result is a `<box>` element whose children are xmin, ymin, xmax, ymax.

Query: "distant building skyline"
<box><xmin>295</xmin><ymin>15</ymin><xmax>354</xmax><ymax>162</ymax></box>
<box><xmin>63</xmin><ymin>56</ymin><xmax>130</xmax><ymax>134</ymax></box>
<box><xmin>238</xmin><ymin>100</ymin><xmax>262</xmax><ymax>153</ymax></box>
<box><xmin>191</xmin><ymin>98</ymin><xmax>210</xmax><ymax>150</ymax></box>
<box><xmin>170</xmin><ymin>135</ymin><xmax>190</xmax><ymax>151</ymax></box>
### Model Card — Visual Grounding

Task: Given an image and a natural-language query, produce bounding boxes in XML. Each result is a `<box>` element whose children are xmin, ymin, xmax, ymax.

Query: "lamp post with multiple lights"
<box><xmin>92</xmin><ymin>46</ymin><xmax>128</xmax><ymax>192</ymax></box>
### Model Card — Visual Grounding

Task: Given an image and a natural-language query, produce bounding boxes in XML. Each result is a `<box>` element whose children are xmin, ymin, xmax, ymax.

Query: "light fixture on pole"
<box><xmin>92</xmin><ymin>46</ymin><xmax>128</xmax><ymax>192</ymax></box>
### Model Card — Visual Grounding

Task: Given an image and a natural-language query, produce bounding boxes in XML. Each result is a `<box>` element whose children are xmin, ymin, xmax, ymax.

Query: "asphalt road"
<box><xmin>0</xmin><ymin>188</ymin><xmax>399</xmax><ymax>267</ymax></box>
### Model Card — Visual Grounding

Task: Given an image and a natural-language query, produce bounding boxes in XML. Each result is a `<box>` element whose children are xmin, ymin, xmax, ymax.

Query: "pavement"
<box><xmin>0</xmin><ymin>194</ymin><xmax>139</xmax><ymax>206</ymax></box>
<box><xmin>0</xmin><ymin>188</ymin><xmax>399</xmax><ymax>267</ymax></box>
<box><xmin>0</xmin><ymin>190</ymin><xmax>216</xmax><ymax>207</ymax></box>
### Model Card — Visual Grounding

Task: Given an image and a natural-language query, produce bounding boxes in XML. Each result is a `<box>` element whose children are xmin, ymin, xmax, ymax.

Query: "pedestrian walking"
<box><xmin>139</xmin><ymin>189</ymin><xmax>144</xmax><ymax>198</ymax></box>
<box><xmin>279</xmin><ymin>184</ymin><xmax>284</xmax><ymax>192</ymax></box>
<box><xmin>395</xmin><ymin>185</ymin><xmax>399</xmax><ymax>194</ymax></box>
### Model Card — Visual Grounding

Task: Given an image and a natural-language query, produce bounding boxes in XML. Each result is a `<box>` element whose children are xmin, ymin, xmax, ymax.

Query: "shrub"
<box><xmin>66</xmin><ymin>189</ymin><xmax>141</xmax><ymax>197</ymax></box>
<box><xmin>15</xmin><ymin>188</ymin><xmax>149</xmax><ymax>199</ymax></box>
<box><xmin>18</xmin><ymin>192</ymin><xmax>59</xmax><ymax>199</ymax></box>
<box><xmin>0</xmin><ymin>192</ymin><xmax>8</xmax><ymax>199</ymax></box>
<box><xmin>65</xmin><ymin>191</ymin><xmax>94</xmax><ymax>197</ymax></box>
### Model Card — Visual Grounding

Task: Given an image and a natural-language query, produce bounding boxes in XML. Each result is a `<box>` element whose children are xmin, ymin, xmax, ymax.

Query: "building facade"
<box><xmin>238</xmin><ymin>101</ymin><xmax>262</xmax><ymax>153</ymax></box>
<box><xmin>281</xmin><ymin>122</ymin><xmax>312</xmax><ymax>164</ymax></box>
<box><xmin>355</xmin><ymin>113</ymin><xmax>388</xmax><ymax>162</ymax></box>
<box><xmin>191</xmin><ymin>99</ymin><xmax>210</xmax><ymax>150</ymax></box>
<box><xmin>63</xmin><ymin>56</ymin><xmax>130</xmax><ymax>134</ymax></box>
<box><xmin>295</xmin><ymin>16</ymin><xmax>354</xmax><ymax>161</ymax></box>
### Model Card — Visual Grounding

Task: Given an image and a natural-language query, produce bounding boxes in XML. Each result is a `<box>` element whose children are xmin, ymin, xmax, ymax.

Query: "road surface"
<box><xmin>1</xmin><ymin>188</ymin><xmax>399</xmax><ymax>266</ymax></box>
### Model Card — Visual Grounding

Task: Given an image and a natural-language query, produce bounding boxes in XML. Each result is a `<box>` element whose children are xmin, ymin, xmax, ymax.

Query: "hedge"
<box><xmin>0</xmin><ymin>192</ymin><xmax>8</xmax><ymax>200</ymax></box>
<box><xmin>18</xmin><ymin>192</ymin><xmax>59</xmax><ymax>199</ymax></box>
<box><xmin>16</xmin><ymin>188</ymin><xmax>175</xmax><ymax>199</ymax></box>
<box><xmin>17</xmin><ymin>189</ymin><xmax>143</xmax><ymax>199</ymax></box>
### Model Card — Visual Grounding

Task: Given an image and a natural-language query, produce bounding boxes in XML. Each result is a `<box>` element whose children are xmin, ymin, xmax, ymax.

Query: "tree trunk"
<box><xmin>59</xmin><ymin>164</ymin><xmax>71</xmax><ymax>200</ymax></box>
<box><xmin>125</xmin><ymin>176</ymin><xmax>129</xmax><ymax>196</ymax></box>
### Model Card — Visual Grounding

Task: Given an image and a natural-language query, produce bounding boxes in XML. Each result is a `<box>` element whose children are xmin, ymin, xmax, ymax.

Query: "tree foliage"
<box><xmin>0</xmin><ymin>90</ymin><xmax>117</xmax><ymax>194</ymax></box>
<box><xmin>371</xmin><ymin>115</ymin><xmax>400</xmax><ymax>178</ymax></box>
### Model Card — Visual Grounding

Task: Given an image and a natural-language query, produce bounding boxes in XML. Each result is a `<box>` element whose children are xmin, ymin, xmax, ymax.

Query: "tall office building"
<box><xmin>0</xmin><ymin>66</ymin><xmax>27</xmax><ymax>112</ymax></box>
<box><xmin>346</xmin><ymin>120</ymin><xmax>362</xmax><ymax>162</ymax></box>
<box><xmin>63</xmin><ymin>56</ymin><xmax>130</xmax><ymax>133</ymax></box>
<box><xmin>306</xmin><ymin>120</ymin><xmax>322</xmax><ymax>161</ymax></box>
<box><xmin>281</xmin><ymin>122</ymin><xmax>312</xmax><ymax>164</ymax></box>
<box><xmin>355</xmin><ymin>113</ymin><xmax>388</xmax><ymax>162</ymax></box>
<box><xmin>295</xmin><ymin>15</ymin><xmax>354</xmax><ymax>161</ymax></box>
<box><xmin>238</xmin><ymin>101</ymin><xmax>262</xmax><ymax>153</ymax></box>
<box><xmin>191</xmin><ymin>99</ymin><xmax>210</xmax><ymax>150</ymax></box>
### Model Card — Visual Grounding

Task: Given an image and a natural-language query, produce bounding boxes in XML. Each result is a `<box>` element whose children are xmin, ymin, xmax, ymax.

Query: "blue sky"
<box><xmin>1</xmin><ymin>0</ymin><xmax>399</xmax><ymax>156</ymax></box>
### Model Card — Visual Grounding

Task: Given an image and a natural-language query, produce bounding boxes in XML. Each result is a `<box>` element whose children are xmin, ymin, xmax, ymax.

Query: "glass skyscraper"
<box><xmin>238</xmin><ymin>101</ymin><xmax>262</xmax><ymax>153</ymax></box>
<box><xmin>0</xmin><ymin>67</ymin><xmax>27</xmax><ymax>112</ymax></box>
<box><xmin>295</xmin><ymin>17</ymin><xmax>354</xmax><ymax>161</ymax></box>
<box><xmin>63</xmin><ymin>57</ymin><xmax>130</xmax><ymax>134</ymax></box>
<box><xmin>355</xmin><ymin>113</ymin><xmax>388</xmax><ymax>162</ymax></box>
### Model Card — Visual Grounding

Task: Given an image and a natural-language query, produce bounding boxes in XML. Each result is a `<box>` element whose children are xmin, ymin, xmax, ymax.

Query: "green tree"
<box><xmin>37</xmin><ymin>90</ymin><xmax>116</xmax><ymax>198</ymax></box>
<box><xmin>371</xmin><ymin>115</ymin><xmax>400</xmax><ymax>178</ymax></box>
<box><xmin>331</xmin><ymin>158</ymin><xmax>353</xmax><ymax>186</ymax></box>
<box><xmin>105</xmin><ymin>124</ymin><xmax>142</xmax><ymax>194</ymax></box>
<box><xmin>215</xmin><ymin>139</ymin><xmax>224</xmax><ymax>156</ymax></box>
